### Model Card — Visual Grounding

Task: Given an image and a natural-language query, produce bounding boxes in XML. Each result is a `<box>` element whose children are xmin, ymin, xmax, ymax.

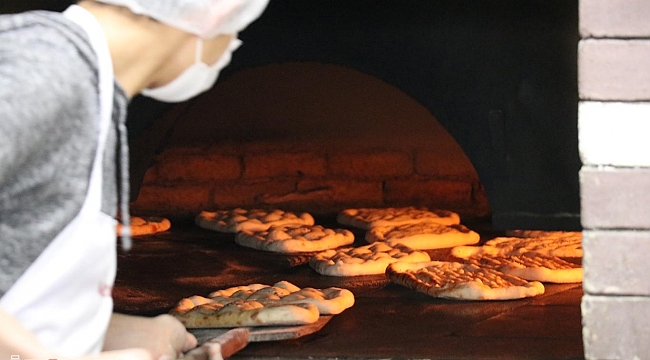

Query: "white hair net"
<box><xmin>94</xmin><ymin>0</ymin><xmax>269</xmax><ymax>38</ymax></box>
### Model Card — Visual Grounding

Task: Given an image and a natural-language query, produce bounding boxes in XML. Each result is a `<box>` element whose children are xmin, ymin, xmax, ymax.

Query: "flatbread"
<box><xmin>505</xmin><ymin>230</ymin><xmax>582</xmax><ymax>240</ymax></box>
<box><xmin>464</xmin><ymin>252</ymin><xmax>583</xmax><ymax>283</ymax></box>
<box><xmin>336</xmin><ymin>207</ymin><xmax>460</xmax><ymax>230</ymax></box>
<box><xmin>170</xmin><ymin>281</ymin><xmax>355</xmax><ymax>328</ymax></box>
<box><xmin>235</xmin><ymin>225</ymin><xmax>354</xmax><ymax>253</ymax></box>
<box><xmin>309</xmin><ymin>242</ymin><xmax>431</xmax><ymax>276</ymax></box>
<box><xmin>451</xmin><ymin>235</ymin><xmax>582</xmax><ymax>259</ymax></box>
<box><xmin>386</xmin><ymin>261</ymin><xmax>545</xmax><ymax>301</ymax></box>
<box><xmin>170</xmin><ymin>298</ymin><xmax>320</xmax><ymax>328</ymax></box>
<box><xmin>195</xmin><ymin>208</ymin><xmax>315</xmax><ymax>233</ymax></box>
<box><xmin>206</xmin><ymin>281</ymin><xmax>355</xmax><ymax>315</ymax></box>
<box><xmin>365</xmin><ymin>222</ymin><xmax>480</xmax><ymax>250</ymax></box>
<box><xmin>116</xmin><ymin>216</ymin><xmax>171</xmax><ymax>237</ymax></box>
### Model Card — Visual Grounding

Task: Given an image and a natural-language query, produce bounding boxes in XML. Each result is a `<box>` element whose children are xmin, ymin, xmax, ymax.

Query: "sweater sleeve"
<box><xmin>0</xmin><ymin>11</ymin><xmax>101</xmax><ymax>295</ymax></box>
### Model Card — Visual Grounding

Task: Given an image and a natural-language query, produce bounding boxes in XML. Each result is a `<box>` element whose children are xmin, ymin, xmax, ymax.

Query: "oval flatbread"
<box><xmin>116</xmin><ymin>216</ymin><xmax>171</xmax><ymax>237</ymax></box>
<box><xmin>195</xmin><ymin>208</ymin><xmax>315</xmax><ymax>233</ymax></box>
<box><xmin>451</xmin><ymin>235</ymin><xmax>582</xmax><ymax>259</ymax></box>
<box><xmin>170</xmin><ymin>281</ymin><xmax>355</xmax><ymax>328</ymax></box>
<box><xmin>235</xmin><ymin>225</ymin><xmax>354</xmax><ymax>253</ymax></box>
<box><xmin>365</xmin><ymin>222</ymin><xmax>480</xmax><ymax>250</ymax></box>
<box><xmin>386</xmin><ymin>261</ymin><xmax>545</xmax><ymax>301</ymax></box>
<box><xmin>464</xmin><ymin>252</ymin><xmax>583</xmax><ymax>283</ymax></box>
<box><xmin>171</xmin><ymin>299</ymin><xmax>320</xmax><ymax>328</ymax></box>
<box><xmin>336</xmin><ymin>207</ymin><xmax>460</xmax><ymax>230</ymax></box>
<box><xmin>309</xmin><ymin>242</ymin><xmax>431</xmax><ymax>276</ymax></box>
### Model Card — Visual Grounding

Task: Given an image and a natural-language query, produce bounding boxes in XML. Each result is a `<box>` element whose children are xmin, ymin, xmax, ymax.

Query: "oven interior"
<box><xmin>119</xmin><ymin>1</ymin><xmax>584</xmax><ymax>359</ymax></box>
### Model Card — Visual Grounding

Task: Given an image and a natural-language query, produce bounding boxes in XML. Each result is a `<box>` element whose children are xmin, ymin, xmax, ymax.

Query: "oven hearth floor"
<box><xmin>113</xmin><ymin>217</ymin><xmax>584</xmax><ymax>360</ymax></box>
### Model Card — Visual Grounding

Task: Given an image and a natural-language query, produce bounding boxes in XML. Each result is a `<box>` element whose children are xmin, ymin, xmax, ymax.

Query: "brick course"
<box><xmin>243</xmin><ymin>152</ymin><xmax>327</xmax><ymax>179</ymax></box>
<box><xmin>328</xmin><ymin>152</ymin><xmax>412</xmax><ymax>178</ymax></box>
<box><xmin>582</xmin><ymin>295</ymin><xmax>650</xmax><ymax>360</ymax></box>
<box><xmin>578</xmin><ymin>39</ymin><xmax>650</xmax><ymax>101</ymax></box>
<box><xmin>583</xmin><ymin>230</ymin><xmax>650</xmax><ymax>296</ymax></box>
<box><xmin>157</xmin><ymin>152</ymin><xmax>241</xmax><ymax>181</ymax></box>
<box><xmin>579</xmin><ymin>0</ymin><xmax>650</xmax><ymax>38</ymax></box>
<box><xmin>580</xmin><ymin>166</ymin><xmax>650</xmax><ymax>229</ymax></box>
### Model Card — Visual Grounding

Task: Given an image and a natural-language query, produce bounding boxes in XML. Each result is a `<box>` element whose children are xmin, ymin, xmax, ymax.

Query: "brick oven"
<box><xmin>2</xmin><ymin>0</ymin><xmax>649</xmax><ymax>359</ymax></box>
<box><xmin>127</xmin><ymin>0</ymin><xmax>582</xmax><ymax>232</ymax></box>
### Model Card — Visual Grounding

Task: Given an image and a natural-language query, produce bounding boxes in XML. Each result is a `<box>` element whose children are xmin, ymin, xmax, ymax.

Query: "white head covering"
<box><xmin>93</xmin><ymin>0</ymin><xmax>269</xmax><ymax>38</ymax></box>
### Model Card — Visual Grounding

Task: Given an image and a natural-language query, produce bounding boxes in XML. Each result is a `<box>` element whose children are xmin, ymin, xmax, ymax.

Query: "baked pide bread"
<box><xmin>116</xmin><ymin>216</ymin><xmax>171</xmax><ymax>237</ymax></box>
<box><xmin>170</xmin><ymin>281</ymin><xmax>355</xmax><ymax>328</ymax></box>
<box><xmin>309</xmin><ymin>242</ymin><xmax>431</xmax><ymax>276</ymax></box>
<box><xmin>195</xmin><ymin>208</ymin><xmax>315</xmax><ymax>233</ymax></box>
<box><xmin>365</xmin><ymin>222</ymin><xmax>480</xmax><ymax>250</ymax></box>
<box><xmin>451</xmin><ymin>235</ymin><xmax>582</xmax><ymax>259</ymax></box>
<box><xmin>385</xmin><ymin>261</ymin><xmax>545</xmax><ymax>301</ymax></box>
<box><xmin>463</xmin><ymin>252</ymin><xmax>583</xmax><ymax>283</ymax></box>
<box><xmin>336</xmin><ymin>207</ymin><xmax>460</xmax><ymax>230</ymax></box>
<box><xmin>505</xmin><ymin>230</ymin><xmax>582</xmax><ymax>240</ymax></box>
<box><xmin>235</xmin><ymin>224</ymin><xmax>354</xmax><ymax>253</ymax></box>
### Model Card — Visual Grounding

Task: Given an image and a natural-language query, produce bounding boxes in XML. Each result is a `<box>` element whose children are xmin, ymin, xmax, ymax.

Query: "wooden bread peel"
<box><xmin>182</xmin><ymin>327</ymin><xmax>250</xmax><ymax>360</ymax></box>
<box><xmin>183</xmin><ymin>316</ymin><xmax>332</xmax><ymax>360</ymax></box>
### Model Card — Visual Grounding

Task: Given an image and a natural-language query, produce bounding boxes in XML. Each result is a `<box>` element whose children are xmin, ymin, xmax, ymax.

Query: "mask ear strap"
<box><xmin>195</xmin><ymin>38</ymin><xmax>204</xmax><ymax>63</ymax></box>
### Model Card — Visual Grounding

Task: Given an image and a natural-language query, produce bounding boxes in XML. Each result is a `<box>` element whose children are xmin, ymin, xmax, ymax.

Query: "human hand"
<box><xmin>103</xmin><ymin>313</ymin><xmax>197</xmax><ymax>360</ymax></box>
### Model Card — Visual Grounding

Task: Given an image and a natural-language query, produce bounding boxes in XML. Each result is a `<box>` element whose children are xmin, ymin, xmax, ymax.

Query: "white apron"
<box><xmin>0</xmin><ymin>5</ymin><xmax>117</xmax><ymax>356</ymax></box>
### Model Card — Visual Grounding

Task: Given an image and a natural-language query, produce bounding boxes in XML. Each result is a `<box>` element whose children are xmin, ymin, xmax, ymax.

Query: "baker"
<box><xmin>0</xmin><ymin>0</ymin><xmax>268</xmax><ymax>359</ymax></box>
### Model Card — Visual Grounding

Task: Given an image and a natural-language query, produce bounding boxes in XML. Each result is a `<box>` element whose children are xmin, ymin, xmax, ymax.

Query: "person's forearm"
<box><xmin>0</xmin><ymin>306</ymin><xmax>55</xmax><ymax>360</ymax></box>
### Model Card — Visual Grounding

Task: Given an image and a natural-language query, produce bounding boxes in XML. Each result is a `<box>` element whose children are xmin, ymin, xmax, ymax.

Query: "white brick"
<box><xmin>579</xmin><ymin>101</ymin><xmax>650</xmax><ymax>166</ymax></box>
<box><xmin>579</xmin><ymin>40</ymin><xmax>650</xmax><ymax>101</ymax></box>
<box><xmin>580</xmin><ymin>0</ymin><xmax>650</xmax><ymax>38</ymax></box>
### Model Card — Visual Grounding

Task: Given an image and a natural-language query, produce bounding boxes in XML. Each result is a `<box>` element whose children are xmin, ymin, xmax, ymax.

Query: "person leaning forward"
<box><xmin>0</xmin><ymin>0</ymin><xmax>268</xmax><ymax>359</ymax></box>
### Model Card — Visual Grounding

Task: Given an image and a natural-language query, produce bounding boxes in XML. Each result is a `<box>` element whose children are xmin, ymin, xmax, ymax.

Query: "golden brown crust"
<box><xmin>235</xmin><ymin>225</ymin><xmax>354</xmax><ymax>253</ymax></box>
<box><xmin>386</xmin><ymin>261</ymin><xmax>545</xmax><ymax>300</ymax></box>
<box><xmin>116</xmin><ymin>216</ymin><xmax>171</xmax><ymax>237</ymax></box>
<box><xmin>451</xmin><ymin>235</ymin><xmax>582</xmax><ymax>259</ymax></box>
<box><xmin>464</xmin><ymin>252</ymin><xmax>583</xmax><ymax>283</ymax></box>
<box><xmin>170</xmin><ymin>281</ymin><xmax>355</xmax><ymax>328</ymax></box>
<box><xmin>336</xmin><ymin>207</ymin><xmax>460</xmax><ymax>230</ymax></box>
<box><xmin>366</xmin><ymin>222</ymin><xmax>480</xmax><ymax>250</ymax></box>
<box><xmin>172</xmin><ymin>300</ymin><xmax>320</xmax><ymax>328</ymax></box>
<box><xmin>309</xmin><ymin>243</ymin><xmax>431</xmax><ymax>276</ymax></box>
<box><xmin>195</xmin><ymin>208</ymin><xmax>315</xmax><ymax>233</ymax></box>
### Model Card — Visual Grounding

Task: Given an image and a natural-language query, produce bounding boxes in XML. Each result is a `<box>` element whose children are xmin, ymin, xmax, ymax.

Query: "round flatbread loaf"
<box><xmin>196</xmin><ymin>208</ymin><xmax>315</xmax><ymax>233</ymax></box>
<box><xmin>116</xmin><ymin>216</ymin><xmax>171</xmax><ymax>237</ymax></box>
<box><xmin>365</xmin><ymin>222</ymin><xmax>480</xmax><ymax>250</ymax></box>
<box><xmin>235</xmin><ymin>224</ymin><xmax>354</xmax><ymax>253</ymax></box>
<box><xmin>309</xmin><ymin>242</ymin><xmax>431</xmax><ymax>276</ymax></box>
<box><xmin>336</xmin><ymin>207</ymin><xmax>460</xmax><ymax>230</ymax></box>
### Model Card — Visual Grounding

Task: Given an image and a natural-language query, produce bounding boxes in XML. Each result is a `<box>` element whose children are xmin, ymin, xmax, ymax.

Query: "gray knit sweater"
<box><xmin>0</xmin><ymin>10</ymin><xmax>129</xmax><ymax>296</ymax></box>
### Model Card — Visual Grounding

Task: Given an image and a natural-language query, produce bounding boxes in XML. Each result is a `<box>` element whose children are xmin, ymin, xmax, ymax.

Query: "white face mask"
<box><xmin>141</xmin><ymin>37</ymin><xmax>242</xmax><ymax>103</ymax></box>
